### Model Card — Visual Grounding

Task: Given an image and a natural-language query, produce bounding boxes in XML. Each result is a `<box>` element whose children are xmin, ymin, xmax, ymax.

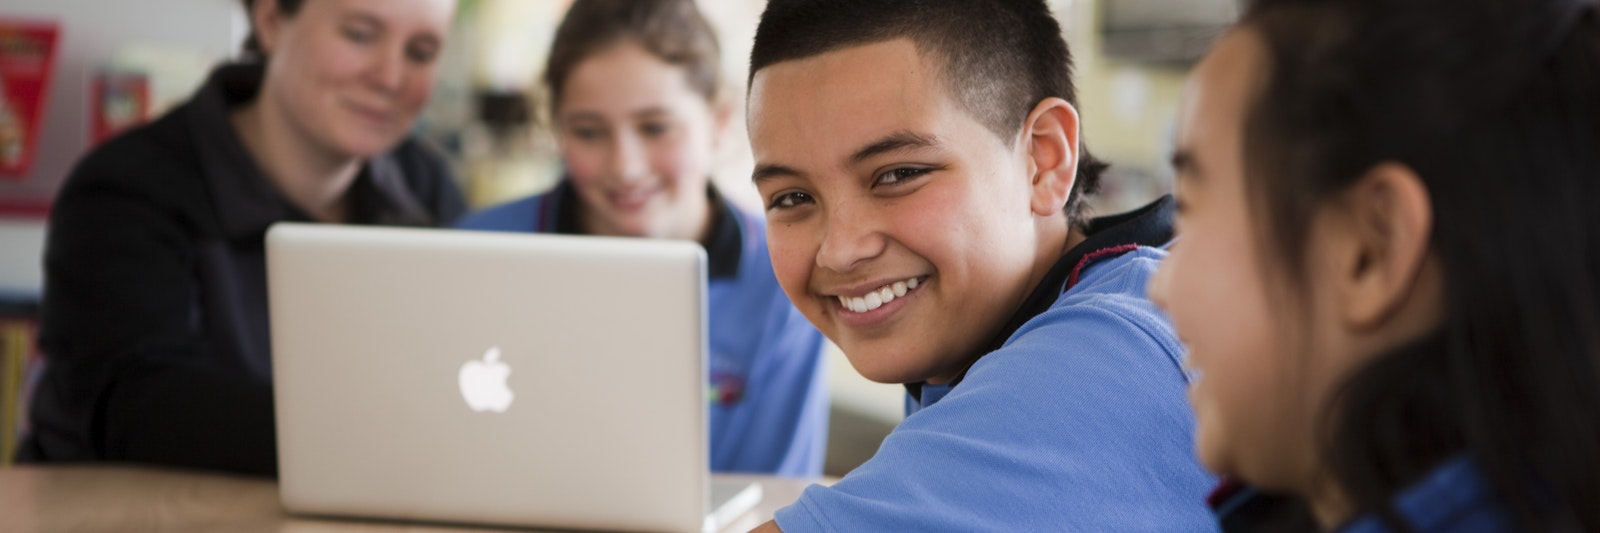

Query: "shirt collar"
<box><xmin>1210</xmin><ymin>456</ymin><xmax>1510</xmax><ymax>533</ymax></box>
<box><xmin>185</xmin><ymin>62</ymin><xmax>436</xmax><ymax>239</ymax></box>
<box><xmin>547</xmin><ymin>179</ymin><xmax>743</xmax><ymax>279</ymax></box>
<box><xmin>906</xmin><ymin>195</ymin><xmax>1177</xmax><ymax>402</ymax></box>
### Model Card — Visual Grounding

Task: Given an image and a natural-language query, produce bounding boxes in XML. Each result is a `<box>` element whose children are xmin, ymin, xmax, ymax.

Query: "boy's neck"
<box><xmin>1029</xmin><ymin>217</ymin><xmax>1084</xmax><ymax>295</ymax></box>
<box><xmin>923</xmin><ymin>223</ymin><xmax>1081</xmax><ymax>386</ymax></box>
<box><xmin>1060</xmin><ymin>226</ymin><xmax>1089</xmax><ymax>259</ymax></box>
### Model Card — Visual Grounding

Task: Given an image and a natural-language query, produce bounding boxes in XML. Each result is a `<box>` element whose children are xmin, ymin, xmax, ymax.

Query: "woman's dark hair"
<box><xmin>239</xmin><ymin>0</ymin><xmax>308</xmax><ymax>60</ymax></box>
<box><xmin>1239</xmin><ymin>0</ymin><xmax>1600</xmax><ymax>529</ymax></box>
<box><xmin>543</xmin><ymin>0</ymin><xmax>720</xmax><ymax>119</ymax></box>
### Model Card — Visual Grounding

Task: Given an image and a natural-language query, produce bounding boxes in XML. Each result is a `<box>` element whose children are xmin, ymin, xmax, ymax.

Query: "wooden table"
<box><xmin>0</xmin><ymin>465</ymin><xmax>824</xmax><ymax>532</ymax></box>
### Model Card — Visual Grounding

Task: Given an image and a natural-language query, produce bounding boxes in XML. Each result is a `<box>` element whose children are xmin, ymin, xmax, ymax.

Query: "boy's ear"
<box><xmin>252</xmin><ymin>0</ymin><xmax>286</xmax><ymax>56</ymax></box>
<box><xmin>1022</xmin><ymin>98</ymin><xmax>1080</xmax><ymax>217</ymax></box>
<box><xmin>1334</xmin><ymin>162</ymin><xmax>1437</xmax><ymax>331</ymax></box>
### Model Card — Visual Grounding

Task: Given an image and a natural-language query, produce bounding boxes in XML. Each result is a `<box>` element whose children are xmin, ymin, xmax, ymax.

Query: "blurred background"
<box><xmin>0</xmin><ymin>0</ymin><xmax>1234</xmax><ymax>475</ymax></box>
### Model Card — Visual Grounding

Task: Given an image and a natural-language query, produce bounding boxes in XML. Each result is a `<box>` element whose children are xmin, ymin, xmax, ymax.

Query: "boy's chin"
<box><xmin>840</xmin><ymin>346</ymin><xmax>952</xmax><ymax>385</ymax></box>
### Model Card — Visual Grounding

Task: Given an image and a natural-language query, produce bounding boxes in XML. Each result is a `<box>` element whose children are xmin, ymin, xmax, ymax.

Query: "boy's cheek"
<box><xmin>765</xmin><ymin>234</ymin><xmax>816</xmax><ymax>300</ymax></box>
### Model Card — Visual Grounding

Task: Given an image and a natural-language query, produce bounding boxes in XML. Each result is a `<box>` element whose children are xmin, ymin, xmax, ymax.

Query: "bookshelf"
<box><xmin>1</xmin><ymin>315</ymin><xmax>36</xmax><ymax>466</ymax></box>
<box><xmin>0</xmin><ymin>217</ymin><xmax>46</xmax><ymax>465</ymax></box>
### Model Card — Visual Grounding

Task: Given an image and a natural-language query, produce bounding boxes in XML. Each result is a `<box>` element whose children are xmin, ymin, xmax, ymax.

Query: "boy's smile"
<box><xmin>748</xmin><ymin>39</ymin><xmax>1075</xmax><ymax>385</ymax></box>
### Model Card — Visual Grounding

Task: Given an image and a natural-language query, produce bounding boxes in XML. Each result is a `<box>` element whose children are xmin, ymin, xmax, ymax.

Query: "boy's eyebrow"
<box><xmin>850</xmin><ymin>130</ymin><xmax>940</xmax><ymax>164</ymax></box>
<box><xmin>752</xmin><ymin>163</ymin><xmax>803</xmax><ymax>184</ymax></box>
<box><xmin>752</xmin><ymin>130</ymin><xmax>939</xmax><ymax>184</ymax></box>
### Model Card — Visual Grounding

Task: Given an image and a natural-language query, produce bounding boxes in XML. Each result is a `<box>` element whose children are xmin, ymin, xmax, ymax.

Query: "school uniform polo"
<box><xmin>21</xmin><ymin>62</ymin><xmax>467</xmax><ymax>476</ymax></box>
<box><xmin>775</xmin><ymin>197</ymin><xmax>1219</xmax><ymax>531</ymax></box>
<box><xmin>1211</xmin><ymin>455</ymin><xmax>1519</xmax><ymax>532</ymax></box>
<box><xmin>456</xmin><ymin>181</ymin><xmax>829</xmax><ymax>477</ymax></box>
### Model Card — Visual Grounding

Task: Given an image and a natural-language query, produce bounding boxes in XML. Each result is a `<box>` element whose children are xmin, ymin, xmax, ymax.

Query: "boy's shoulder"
<box><xmin>776</xmin><ymin>245</ymin><xmax>1215</xmax><ymax>531</ymax></box>
<box><xmin>975</xmin><ymin>245</ymin><xmax>1183</xmax><ymax>393</ymax></box>
<box><xmin>1037</xmin><ymin>246</ymin><xmax>1175</xmax><ymax>349</ymax></box>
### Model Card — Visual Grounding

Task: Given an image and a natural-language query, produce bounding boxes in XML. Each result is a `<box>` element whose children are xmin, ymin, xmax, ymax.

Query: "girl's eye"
<box><xmin>877</xmin><ymin>167</ymin><xmax>930</xmax><ymax>186</ymax></box>
<box><xmin>571</xmin><ymin>128</ymin><xmax>605</xmax><ymax>141</ymax></box>
<box><xmin>342</xmin><ymin>26</ymin><xmax>377</xmax><ymax>43</ymax></box>
<box><xmin>640</xmin><ymin>121</ymin><xmax>670</xmax><ymax>138</ymax></box>
<box><xmin>768</xmin><ymin>191</ymin><xmax>814</xmax><ymax>210</ymax></box>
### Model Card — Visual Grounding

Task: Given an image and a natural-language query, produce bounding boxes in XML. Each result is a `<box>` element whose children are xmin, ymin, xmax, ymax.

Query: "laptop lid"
<box><xmin>267</xmin><ymin>223</ymin><xmax>744</xmax><ymax>532</ymax></box>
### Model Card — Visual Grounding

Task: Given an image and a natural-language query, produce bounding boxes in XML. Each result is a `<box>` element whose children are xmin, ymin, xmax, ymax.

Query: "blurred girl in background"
<box><xmin>457</xmin><ymin>0</ymin><xmax>829</xmax><ymax>477</ymax></box>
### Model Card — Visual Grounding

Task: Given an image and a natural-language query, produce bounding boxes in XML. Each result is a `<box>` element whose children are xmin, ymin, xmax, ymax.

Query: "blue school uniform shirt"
<box><xmin>456</xmin><ymin>181</ymin><xmax>829</xmax><ymax>477</ymax></box>
<box><xmin>1211</xmin><ymin>456</ymin><xmax>1516</xmax><ymax>533</ymax></box>
<box><xmin>775</xmin><ymin>197</ymin><xmax>1218</xmax><ymax>531</ymax></box>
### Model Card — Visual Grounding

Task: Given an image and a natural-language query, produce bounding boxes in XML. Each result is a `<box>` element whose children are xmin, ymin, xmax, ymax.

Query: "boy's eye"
<box><xmin>876</xmin><ymin>167</ymin><xmax>930</xmax><ymax>186</ymax></box>
<box><xmin>767</xmin><ymin>191</ymin><xmax>814</xmax><ymax>210</ymax></box>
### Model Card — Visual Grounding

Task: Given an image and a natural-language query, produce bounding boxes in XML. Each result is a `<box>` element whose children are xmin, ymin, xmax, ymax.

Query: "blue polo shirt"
<box><xmin>775</xmin><ymin>197</ymin><xmax>1217</xmax><ymax>531</ymax></box>
<box><xmin>456</xmin><ymin>181</ymin><xmax>829</xmax><ymax>477</ymax></box>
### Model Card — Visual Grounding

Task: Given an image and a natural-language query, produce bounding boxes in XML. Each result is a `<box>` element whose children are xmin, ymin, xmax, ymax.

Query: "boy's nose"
<box><xmin>815</xmin><ymin>204</ymin><xmax>886</xmax><ymax>273</ymax></box>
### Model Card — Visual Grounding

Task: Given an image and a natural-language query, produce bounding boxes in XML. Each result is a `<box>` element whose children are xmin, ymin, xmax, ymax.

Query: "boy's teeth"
<box><xmin>838</xmin><ymin>277</ymin><xmax>922</xmax><ymax>313</ymax></box>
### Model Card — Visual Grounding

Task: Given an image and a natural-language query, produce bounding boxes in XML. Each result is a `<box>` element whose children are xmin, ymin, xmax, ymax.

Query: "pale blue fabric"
<box><xmin>776</xmin><ymin>248</ymin><xmax>1217</xmax><ymax>531</ymax></box>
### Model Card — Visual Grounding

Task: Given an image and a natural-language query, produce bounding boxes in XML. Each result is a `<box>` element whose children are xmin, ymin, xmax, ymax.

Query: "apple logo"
<box><xmin>459</xmin><ymin>347</ymin><xmax>514</xmax><ymax>413</ymax></box>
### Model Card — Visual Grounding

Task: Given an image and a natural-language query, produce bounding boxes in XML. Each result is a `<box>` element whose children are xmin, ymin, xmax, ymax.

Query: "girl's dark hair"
<box><xmin>543</xmin><ymin>0</ymin><xmax>720</xmax><ymax>118</ymax></box>
<box><xmin>239</xmin><ymin>0</ymin><xmax>308</xmax><ymax>59</ymax></box>
<box><xmin>1240</xmin><ymin>0</ymin><xmax>1600</xmax><ymax>529</ymax></box>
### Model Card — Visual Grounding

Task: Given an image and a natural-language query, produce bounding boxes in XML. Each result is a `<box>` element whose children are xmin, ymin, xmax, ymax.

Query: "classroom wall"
<box><xmin>0</xmin><ymin>0</ymin><xmax>245</xmax><ymax>209</ymax></box>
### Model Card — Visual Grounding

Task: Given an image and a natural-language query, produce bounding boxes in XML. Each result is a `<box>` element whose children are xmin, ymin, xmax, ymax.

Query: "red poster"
<box><xmin>92</xmin><ymin>71</ymin><xmax>149</xmax><ymax>146</ymax></box>
<box><xmin>0</xmin><ymin>19</ymin><xmax>61</xmax><ymax>179</ymax></box>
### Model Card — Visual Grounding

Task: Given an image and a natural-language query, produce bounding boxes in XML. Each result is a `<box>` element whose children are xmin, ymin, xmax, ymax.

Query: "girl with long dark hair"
<box><xmin>1150</xmin><ymin>0</ymin><xmax>1600</xmax><ymax>529</ymax></box>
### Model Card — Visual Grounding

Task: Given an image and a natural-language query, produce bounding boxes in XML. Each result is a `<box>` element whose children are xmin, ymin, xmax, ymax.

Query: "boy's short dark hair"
<box><xmin>750</xmin><ymin>0</ymin><xmax>1109</xmax><ymax>224</ymax></box>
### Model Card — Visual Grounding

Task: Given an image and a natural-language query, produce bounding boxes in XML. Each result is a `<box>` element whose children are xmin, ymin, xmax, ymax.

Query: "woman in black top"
<box><xmin>19</xmin><ymin>0</ymin><xmax>464</xmax><ymax>476</ymax></box>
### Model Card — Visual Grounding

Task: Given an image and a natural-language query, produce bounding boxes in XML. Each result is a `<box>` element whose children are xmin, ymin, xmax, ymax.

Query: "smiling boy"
<box><xmin>745</xmin><ymin>0</ymin><xmax>1216</xmax><ymax>530</ymax></box>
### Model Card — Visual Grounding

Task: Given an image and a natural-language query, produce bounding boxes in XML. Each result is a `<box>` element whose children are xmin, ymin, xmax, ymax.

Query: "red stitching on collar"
<box><xmin>1066</xmin><ymin>244</ymin><xmax>1141</xmax><ymax>290</ymax></box>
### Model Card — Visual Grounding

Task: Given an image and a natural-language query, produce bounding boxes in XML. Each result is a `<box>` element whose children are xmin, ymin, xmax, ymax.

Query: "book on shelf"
<box><xmin>1</xmin><ymin>318</ymin><xmax>39</xmax><ymax>466</ymax></box>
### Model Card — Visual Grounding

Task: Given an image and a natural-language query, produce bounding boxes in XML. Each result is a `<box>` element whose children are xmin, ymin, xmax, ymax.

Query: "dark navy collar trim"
<box><xmin>546</xmin><ymin>179</ymin><xmax>743</xmax><ymax>279</ymax></box>
<box><xmin>979</xmin><ymin>194</ymin><xmax>1176</xmax><ymax>362</ymax></box>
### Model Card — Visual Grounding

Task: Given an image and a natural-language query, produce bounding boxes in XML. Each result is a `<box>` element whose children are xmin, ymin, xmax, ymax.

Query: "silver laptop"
<box><xmin>266</xmin><ymin>223</ymin><xmax>761</xmax><ymax>533</ymax></box>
